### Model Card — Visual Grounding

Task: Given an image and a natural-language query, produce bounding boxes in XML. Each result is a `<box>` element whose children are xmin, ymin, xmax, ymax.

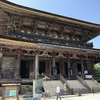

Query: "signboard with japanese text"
<box><xmin>5</xmin><ymin>90</ymin><xmax>16</xmax><ymax>97</ymax></box>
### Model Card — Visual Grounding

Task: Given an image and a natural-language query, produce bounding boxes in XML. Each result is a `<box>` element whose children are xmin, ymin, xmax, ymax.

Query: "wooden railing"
<box><xmin>60</xmin><ymin>76</ymin><xmax>73</xmax><ymax>94</ymax></box>
<box><xmin>77</xmin><ymin>75</ymin><xmax>91</xmax><ymax>91</ymax></box>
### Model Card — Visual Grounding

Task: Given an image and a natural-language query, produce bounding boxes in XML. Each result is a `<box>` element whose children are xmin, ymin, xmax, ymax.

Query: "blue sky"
<box><xmin>8</xmin><ymin>0</ymin><xmax>100</xmax><ymax>49</ymax></box>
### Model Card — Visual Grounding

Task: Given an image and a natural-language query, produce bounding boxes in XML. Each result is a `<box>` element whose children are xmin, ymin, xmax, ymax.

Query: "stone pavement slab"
<box><xmin>41</xmin><ymin>93</ymin><xmax>100</xmax><ymax>100</ymax></box>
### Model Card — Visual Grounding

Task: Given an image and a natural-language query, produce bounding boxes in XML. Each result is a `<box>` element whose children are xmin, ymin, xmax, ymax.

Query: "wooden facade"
<box><xmin>0</xmin><ymin>0</ymin><xmax>100</xmax><ymax>83</ymax></box>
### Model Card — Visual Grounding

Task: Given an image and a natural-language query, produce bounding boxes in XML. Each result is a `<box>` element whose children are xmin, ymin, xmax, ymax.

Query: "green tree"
<box><xmin>94</xmin><ymin>64</ymin><xmax>100</xmax><ymax>78</ymax></box>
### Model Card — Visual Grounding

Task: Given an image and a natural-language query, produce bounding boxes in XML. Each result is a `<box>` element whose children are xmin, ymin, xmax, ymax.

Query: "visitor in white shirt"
<box><xmin>56</xmin><ymin>84</ymin><xmax>62</xmax><ymax>100</ymax></box>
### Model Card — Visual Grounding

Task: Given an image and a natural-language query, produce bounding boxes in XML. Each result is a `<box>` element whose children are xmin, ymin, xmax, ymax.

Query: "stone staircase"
<box><xmin>43</xmin><ymin>79</ymin><xmax>100</xmax><ymax>96</ymax></box>
<box><xmin>43</xmin><ymin>80</ymin><xmax>66</xmax><ymax>97</ymax></box>
<box><xmin>85</xmin><ymin>80</ymin><xmax>100</xmax><ymax>92</ymax></box>
<box><xmin>66</xmin><ymin>80</ymin><xmax>89</xmax><ymax>94</ymax></box>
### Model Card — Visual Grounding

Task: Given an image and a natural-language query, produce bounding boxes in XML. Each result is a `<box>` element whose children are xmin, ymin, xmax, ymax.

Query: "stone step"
<box><xmin>66</xmin><ymin>80</ymin><xmax>86</xmax><ymax>88</ymax></box>
<box><xmin>43</xmin><ymin>80</ymin><xmax>70</xmax><ymax>97</ymax></box>
<box><xmin>43</xmin><ymin>80</ymin><xmax>99</xmax><ymax>96</ymax></box>
<box><xmin>66</xmin><ymin>80</ymin><xmax>91</xmax><ymax>94</ymax></box>
<box><xmin>85</xmin><ymin>80</ymin><xmax>100</xmax><ymax>92</ymax></box>
<box><xmin>73</xmin><ymin>88</ymin><xmax>90</xmax><ymax>94</ymax></box>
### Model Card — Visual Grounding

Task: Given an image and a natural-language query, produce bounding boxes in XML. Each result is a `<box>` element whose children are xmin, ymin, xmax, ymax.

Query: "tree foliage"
<box><xmin>94</xmin><ymin>64</ymin><xmax>100</xmax><ymax>78</ymax></box>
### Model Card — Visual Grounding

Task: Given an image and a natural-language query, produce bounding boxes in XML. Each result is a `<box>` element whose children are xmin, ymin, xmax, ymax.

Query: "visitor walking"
<box><xmin>56</xmin><ymin>84</ymin><xmax>62</xmax><ymax>100</ymax></box>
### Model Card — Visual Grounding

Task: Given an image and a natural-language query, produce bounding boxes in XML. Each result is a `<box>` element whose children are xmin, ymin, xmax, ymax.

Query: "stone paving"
<box><xmin>41</xmin><ymin>93</ymin><xmax>100</xmax><ymax>100</ymax></box>
<box><xmin>0</xmin><ymin>93</ymin><xmax>99</xmax><ymax>100</ymax></box>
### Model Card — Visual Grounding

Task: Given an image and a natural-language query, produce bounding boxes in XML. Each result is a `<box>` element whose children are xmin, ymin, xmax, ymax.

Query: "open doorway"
<box><xmin>77</xmin><ymin>63</ymin><xmax>82</xmax><ymax>77</ymax></box>
<box><xmin>64</xmin><ymin>63</ymin><xmax>68</xmax><ymax>78</ymax></box>
<box><xmin>39</xmin><ymin>61</ymin><xmax>45</xmax><ymax>75</ymax></box>
<box><xmin>56</xmin><ymin>62</ymin><xmax>60</xmax><ymax>75</ymax></box>
<box><xmin>20</xmin><ymin>60</ymin><xmax>30</xmax><ymax>78</ymax></box>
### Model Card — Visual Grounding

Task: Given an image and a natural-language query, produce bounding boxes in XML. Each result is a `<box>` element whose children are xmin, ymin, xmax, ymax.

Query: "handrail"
<box><xmin>77</xmin><ymin>75</ymin><xmax>91</xmax><ymax>91</ymax></box>
<box><xmin>60</xmin><ymin>75</ymin><xmax>73</xmax><ymax>94</ymax></box>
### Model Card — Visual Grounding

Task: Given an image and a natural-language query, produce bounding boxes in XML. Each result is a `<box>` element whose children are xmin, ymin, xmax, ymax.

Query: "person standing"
<box><xmin>90</xmin><ymin>84</ymin><xmax>94</xmax><ymax>95</ymax></box>
<box><xmin>56</xmin><ymin>84</ymin><xmax>62</xmax><ymax>100</ymax></box>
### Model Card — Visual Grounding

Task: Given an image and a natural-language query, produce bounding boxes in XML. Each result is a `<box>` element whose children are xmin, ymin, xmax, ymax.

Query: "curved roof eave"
<box><xmin>0</xmin><ymin>0</ymin><xmax>100</xmax><ymax>30</ymax></box>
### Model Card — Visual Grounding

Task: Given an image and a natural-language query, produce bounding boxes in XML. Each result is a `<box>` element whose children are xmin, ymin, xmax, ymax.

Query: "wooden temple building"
<box><xmin>0</xmin><ymin>0</ymin><xmax>100</xmax><ymax>84</ymax></box>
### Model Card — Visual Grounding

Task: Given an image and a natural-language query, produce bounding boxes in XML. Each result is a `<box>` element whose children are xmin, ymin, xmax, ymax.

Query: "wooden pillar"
<box><xmin>62</xmin><ymin>62</ymin><xmax>65</xmax><ymax>75</ymax></box>
<box><xmin>29</xmin><ymin>60</ymin><xmax>34</xmax><ymax>79</ymax></box>
<box><xmin>91</xmin><ymin>59</ymin><xmax>95</xmax><ymax>77</ymax></box>
<box><xmin>52</xmin><ymin>56</ymin><xmax>55</xmax><ymax>67</ymax></box>
<box><xmin>33</xmin><ymin>59</ymin><xmax>35</xmax><ymax>79</ymax></box>
<box><xmin>45</xmin><ymin>61</ymin><xmax>52</xmax><ymax>76</ymax></box>
<box><xmin>60</xmin><ymin>62</ymin><xmax>64</xmax><ymax>75</ymax></box>
<box><xmin>81</xmin><ymin>59</ymin><xmax>84</xmax><ymax>78</ymax></box>
<box><xmin>67</xmin><ymin>57</ymin><xmax>70</xmax><ymax>78</ymax></box>
<box><xmin>49</xmin><ymin>61</ymin><xmax>52</xmax><ymax>76</ymax></box>
<box><xmin>45</xmin><ymin>61</ymin><xmax>48</xmax><ymax>75</ymax></box>
<box><xmin>35</xmin><ymin>52</ymin><xmax>39</xmax><ymax>79</ymax></box>
<box><xmin>0</xmin><ymin>52</ymin><xmax>3</xmax><ymax>79</ymax></box>
<box><xmin>52</xmin><ymin>55</ymin><xmax>57</xmax><ymax>76</ymax></box>
<box><xmin>15</xmin><ymin>54</ymin><xmax>20</xmax><ymax>79</ymax></box>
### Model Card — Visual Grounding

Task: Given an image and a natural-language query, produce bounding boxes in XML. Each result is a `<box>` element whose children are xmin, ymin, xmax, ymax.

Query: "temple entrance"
<box><xmin>20</xmin><ymin>60</ymin><xmax>30</xmax><ymax>78</ymax></box>
<box><xmin>77</xmin><ymin>63</ymin><xmax>82</xmax><ymax>77</ymax></box>
<box><xmin>39</xmin><ymin>61</ymin><xmax>45</xmax><ymax>75</ymax></box>
<box><xmin>56</xmin><ymin>62</ymin><xmax>60</xmax><ymax>75</ymax></box>
<box><xmin>64</xmin><ymin>63</ymin><xmax>68</xmax><ymax>78</ymax></box>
